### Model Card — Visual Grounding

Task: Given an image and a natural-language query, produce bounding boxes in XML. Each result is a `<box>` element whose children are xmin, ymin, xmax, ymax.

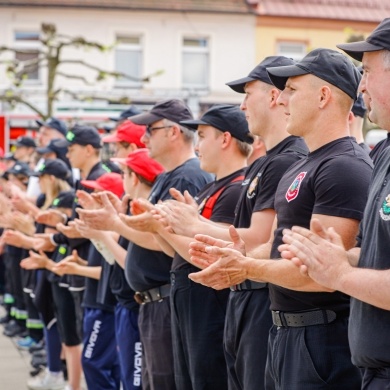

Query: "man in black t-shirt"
<box><xmin>189</xmin><ymin>49</ymin><xmax>373</xmax><ymax>389</ymax></box>
<box><xmin>280</xmin><ymin>19</ymin><xmax>390</xmax><ymax>389</ymax></box>
<box><xmin>146</xmin><ymin>104</ymin><xmax>253</xmax><ymax>389</ymax></box>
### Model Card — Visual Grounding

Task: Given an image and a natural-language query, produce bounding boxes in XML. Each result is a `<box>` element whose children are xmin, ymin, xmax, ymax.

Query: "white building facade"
<box><xmin>0</xmin><ymin>2</ymin><xmax>256</xmax><ymax>118</ymax></box>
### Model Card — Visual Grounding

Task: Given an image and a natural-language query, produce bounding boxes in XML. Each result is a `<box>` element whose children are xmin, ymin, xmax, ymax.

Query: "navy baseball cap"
<box><xmin>32</xmin><ymin>159</ymin><xmax>71</xmax><ymax>181</ymax></box>
<box><xmin>181</xmin><ymin>105</ymin><xmax>254</xmax><ymax>144</ymax></box>
<box><xmin>266</xmin><ymin>48</ymin><xmax>361</xmax><ymax>100</ymax></box>
<box><xmin>36</xmin><ymin>117</ymin><xmax>67</xmax><ymax>136</ymax></box>
<box><xmin>55</xmin><ymin>125</ymin><xmax>102</xmax><ymax>149</ymax></box>
<box><xmin>226</xmin><ymin>56</ymin><xmax>296</xmax><ymax>93</ymax></box>
<box><xmin>51</xmin><ymin>190</ymin><xmax>75</xmax><ymax>209</ymax></box>
<box><xmin>109</xmin><ymin>106</ymin><xmax>141</xmax><ymax>121</ymax></box>
<box><xmin>337</xmin><ymin>18</ymin><xmax>390</xmax><ymax>62</ymax></box>
<box><xmin>352</xmin><ymin>93</ymin><xmax>366</xmax><ymax>118</ymax></box>
<box><xmin>130</xmin><ymin>99</ymin><xmax>193</xmax><ymax>125</ymax></box>
<box><xmin>15</xmin><ymin>136</ymin><xmax>36</xmax><ymax>148</ymax></box>
<box><xmin>7</xmin><ymin>161</ymin><xmax>33</xmax><ymax>177</ymax></box>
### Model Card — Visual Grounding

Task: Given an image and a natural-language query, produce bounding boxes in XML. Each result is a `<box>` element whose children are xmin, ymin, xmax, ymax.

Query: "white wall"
<box><xmin>0</xmin><ymin>7</ymin><xmax>256</xmax><ymax>111</ymax></box>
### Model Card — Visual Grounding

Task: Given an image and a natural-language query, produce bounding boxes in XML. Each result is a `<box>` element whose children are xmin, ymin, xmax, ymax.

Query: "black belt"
<box><xmin>134</xmin><ymin>284</ymin><xmax>171</xmax><ymax>305</ymax></box>
<box><xmin>272</xmin><ymin>309</ymin><xmax>337</xmax><ymax>327</ymax></box>
<box><xmin>230</xmin><ymin>280</ymin><xmax>267</xmax><ymax>291</ymax></box>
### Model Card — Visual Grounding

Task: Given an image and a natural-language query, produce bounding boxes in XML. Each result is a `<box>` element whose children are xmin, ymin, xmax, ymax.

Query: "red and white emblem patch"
<box><xmin>285</xmin><ymin>172</ymin><xmax>307</xmax><ymax>202</ymax></box>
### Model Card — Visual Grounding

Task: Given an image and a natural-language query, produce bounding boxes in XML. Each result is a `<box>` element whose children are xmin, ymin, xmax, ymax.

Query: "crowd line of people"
<box><xmin>0</xmin><ymin>16</ymin><xmax>389</xmax><ymax>390</ymax></box>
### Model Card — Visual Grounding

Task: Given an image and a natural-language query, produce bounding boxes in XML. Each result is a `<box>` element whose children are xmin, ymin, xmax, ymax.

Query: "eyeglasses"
<box><xmin>145</xmin><ymin>125</ymin><xmax>173</xmax><ymax>136</ymax></box>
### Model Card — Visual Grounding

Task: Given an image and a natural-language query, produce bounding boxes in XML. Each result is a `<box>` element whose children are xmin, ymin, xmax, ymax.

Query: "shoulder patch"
<box><xmin>379</xmin><ymin>194</ymin><xmax>390</xmax><ymax>221</ymax></box>
<box><xmin>285</xmin><ymin>172</ymin><xmax>307</xmax><ymax>202</ymax></box>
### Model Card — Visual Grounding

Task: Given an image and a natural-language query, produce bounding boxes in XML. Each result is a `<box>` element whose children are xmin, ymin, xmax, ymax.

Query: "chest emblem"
<box><xmin>379</xmin><ymin>194</ymin><xmax>390</xmax><ymax>221</ymax></box>
<box><xmin>246</xmin><ymin>172</ymin><xmax>262</xmax><ymax>199</ymax></box>
<box><xmin>285</xmin><ymin>172</ymin><xmax>307</xmax><ymax>202</ymax></box>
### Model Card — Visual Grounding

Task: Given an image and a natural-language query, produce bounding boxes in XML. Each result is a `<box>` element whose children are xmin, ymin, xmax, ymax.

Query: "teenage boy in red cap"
<box><xmin>74</xmin><ymin>148</ymin><xmax>164</xmax><ymax>390</ymax></box>
<box><xmin>103</xmin><ymin>120</ymin><xmax>146</xmax><ymax>159</ymax></box>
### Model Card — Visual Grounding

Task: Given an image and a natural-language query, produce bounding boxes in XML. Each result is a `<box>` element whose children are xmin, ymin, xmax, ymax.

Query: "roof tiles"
<box><xmin>0</xmin><ymin>0</ymin><xmax>251</xmax><ymax>13</ymax></box>
<box><xmin>254</xmin><ymin>0</ymin><xmax>390</xmax><ymax>22</ymax></box>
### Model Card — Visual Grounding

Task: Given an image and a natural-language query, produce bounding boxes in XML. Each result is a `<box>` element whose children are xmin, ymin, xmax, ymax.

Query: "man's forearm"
<box><xmin>347</xmin><ymin>247</ymin><xmax>361</xmax><ymax>267</ymax></box>
<box><xmin>338</xmin><ymin>267</ymin><xmax>390</xmax><ymax>310</ymax></box>
<box><xmin>113</xmin><ymin>219</ymin><xmax>162</xmax><ymax>251</ymax></box>
<box><xmin>246</xmin><ymin>257</ymin><xmax>332</xmax><ymax>292</ymax></box>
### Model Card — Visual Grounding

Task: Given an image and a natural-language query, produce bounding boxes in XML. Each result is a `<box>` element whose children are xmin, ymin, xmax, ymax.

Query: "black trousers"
<box><xmin>265</xmin><ymin>316</ymin><xmax>362</xmax><ymax>390</ymax></box>
<box><xmin>138</xmin><ymin>295</ymin><xmax>175</xmax><ymax>390</ymax></box>
<box><xmin>362</xmin><ymin>367</ymin><xmax>390</xmax><ymax>390</ymax></box>
<box><xmin>171</xmin><ymin>266</ymin><xmax>229</xmax><ymax>390</ymax></box>
<box><xmin>224</xmin><ymin>289</ymin><xmax>272</xmax><ymax>390</ymax></box>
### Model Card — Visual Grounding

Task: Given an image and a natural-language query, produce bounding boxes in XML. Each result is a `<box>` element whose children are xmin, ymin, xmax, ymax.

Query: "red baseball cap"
<box><xmin>81</xmin><ymin>172</ymin><xmax>124</xmax><ymax>198</ymax></box>
<box><xmin>103</xmin><ymin>120</ymin><xmax>146</xmax><ymax>147</ymax></box>
<box><xmin>111</xmin><ymin>149</ymin><xmax>164</xmax><ymax>183</ymax></box>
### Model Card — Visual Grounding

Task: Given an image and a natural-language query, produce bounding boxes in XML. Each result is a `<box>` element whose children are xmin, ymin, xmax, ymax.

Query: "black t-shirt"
<box><xmin>369</xmin><ymin>132</ymin><xmax>390</xmax><ymax>164</ymax></box>
<box><xmin>172</xmin><ymin>168</ymin><xmax>246</xmax><ymax>271</ymax></box>
<box><xmin>110</xmin><ymin>236</ymin><xmax>138</xmax><ymax>312</ymax></box>
<box><xmin>96</xmin><ymin>259</ymin><xmax>118</xmax><ymax>310</ymax></box>
<box><xmin>55</xmin><ymin>162</ymin><xmax>111</xmax><ymax>291</ymax></box>
<box><xmin>125</xmin><ymin>158</ymin><xmax>213</xmax><ymax>292</ymax></box>
<box><xmin>234</xmin><ymin>136</ymin><xmax>308</xmax><ymax>229</ymax></box>
<box><xmin>349</xmin><ymin>149</ymin><xmax>390</xmax><ymax>368</ymax></box>
<box><xmin>47</xmin><ymin>244</ymin><xmax>69</xmax><ymax>284</ymax></box>
<box><xmin>82</xmin><ymin>245</ymin><xmax>115</xmax><ymax>312</ymax></box>
<box><xmin>270</xmin><ymin>137</ymin><xmax>373</xmax><ymax>312</ymax></box>
<box><xmin>53</xmin><ymin>161</ymin><xmax>110</xmax><ymax>248</ymax></box>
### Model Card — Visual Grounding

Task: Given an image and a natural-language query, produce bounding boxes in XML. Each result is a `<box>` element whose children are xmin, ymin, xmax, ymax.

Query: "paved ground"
<box><xmin>0</xmin><ymin>307</ymin><xmax>31</xmax><ymax>389</ymax></box>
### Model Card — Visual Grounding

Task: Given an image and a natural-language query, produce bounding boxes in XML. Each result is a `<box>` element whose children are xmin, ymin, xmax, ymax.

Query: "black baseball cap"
<box><xmin>337</xmin><ymin>18</ymin><xmax>390</xmax><ymax>62</ymax></box>
<box><xmin>4</xmin><ymin>152</ymin><xmax>16</xmax><ymax>162</ymax></box>
<box><xmin>15</xmin><ymin>136</ymin><xmax>36</xmax><ymax>148</ymax></box>
<box><xmin>32</xmin><ymin>159</ymin><xmax>71</xmax><ymax>181</ymax></box>
<box><xmin>181</xmin><ymin>105</ymin><xmax>254</xmax><ymax>144</ymax></box>
<box><xmin>7</xmin><ymin>161</ymin><xmax>33</xmax><ymax>177</ymax></box>
<box><xmin>226</xmin><ymin>56</ymin><xmax>296</xmax><ymax>93</ymax></box>
<box><xmin>36</xmin><ymin>117</ymin><xmax>67</xmax><ymax>136</ymax></box>
<box><xmin>55</xmin><ymin>125</ymin><xmax>102</xmax><ymax>149</ymax></box>
<box><xmin>130</xmin><ymin>99</ymin><xmax>193</xmax><ymax>125</ymax></box>
<box><xmin>109</xmin><ymin>106</ymin><xmax>141</xmax><ymax>121</ymax></box>
<box><xmin>36</xmin><ymin>138</ymin><xmax>68</xmax><ymax>158</ymax></box>
<box><xmin>352</xmin><ymin>93</ymin><xmax>366</xmax><ymax>118</ymax></box>
<box><xmin>266</xmin><ymin>48</ymin><xmax>361</xmax><ymax>100</ymax></box>
<box><xmin>51</xmin><ymin>190</ymin><xmax>75</xmax><ymax>209</ymax></box>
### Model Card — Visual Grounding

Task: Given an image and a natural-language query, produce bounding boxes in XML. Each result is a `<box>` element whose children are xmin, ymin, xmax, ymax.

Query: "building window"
<box><xmin>14</xmin><ymin>31</ymin><xmax>41</xmax><ymax>81</ymax></box>
<box><xmin>276</xmin><ymin>42</ymin><xmax>307</xmax><ymax>61</ymax></box>
<box><xmin>114</xmin><ymin>36</ymin><xmax>143</xmax><ymax>88</ymax></box>
<box><xmin>182</xmin><ymin>37</ymin><xmax>209</xmax><ymax>90</ymax></box>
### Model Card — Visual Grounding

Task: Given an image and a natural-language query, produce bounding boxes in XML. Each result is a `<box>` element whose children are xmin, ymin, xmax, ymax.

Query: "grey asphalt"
<box><xmin>0</xmin><ymin>306</ymin><xmax>32</xmax><ymax>389</ymax></box>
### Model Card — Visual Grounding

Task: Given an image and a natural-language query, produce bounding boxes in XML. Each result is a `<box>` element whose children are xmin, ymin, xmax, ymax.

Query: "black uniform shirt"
<box><xmin>172</xmin><ymin>168</ymin><xmax>246</xmax><ymax>271</ymax></box>
<box><xmin>125</xmin><ymin>158</ymin><xmax>213</xmax><ymax>292</ymax></box>
<box><xmin>110</xmin><ymin>235</ymin><xmax>138</xmax><ymax>313</ymax></box>
<box><xmin>270</xmin><ymin>137</ymin><xmax>373</xmax><ymax>313</ymax></box>
<box><xmin>83</xmin><ymin>244</ymin><xmax>115</xmax><ymax>312</ymax></box>
<box><xmin>369</xmin><ymin>132</ymin><xmax>390</xmax><ymax>165</ymax></box>
<box><xmin>234</xmin><ymin>136</ymin><xmax>308</xmax><ymax>229</ymax></box>
<box><xmin>349</xmin><ymin>149</ymin><xmax>390</xmax><ymax>368</ymax></box>
<box><xmin>54</xmin><ymin>162</ymin><xmax>112</xmax><ymax>291</ymax></box>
